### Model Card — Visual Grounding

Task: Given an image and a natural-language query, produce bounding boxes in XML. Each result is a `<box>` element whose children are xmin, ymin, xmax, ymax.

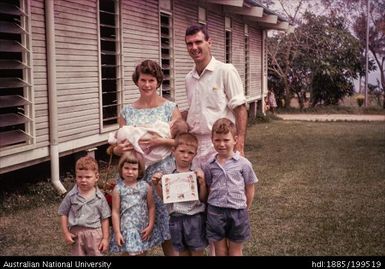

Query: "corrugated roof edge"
<box><xmin>245</xmin><ymin>0</ymin><xmax>289</xmax><ymax>22</ymax></box>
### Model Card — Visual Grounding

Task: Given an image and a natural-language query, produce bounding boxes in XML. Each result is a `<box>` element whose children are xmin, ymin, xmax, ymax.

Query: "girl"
<box><xmin>110</xmin><ymin>151</ymin><xmax>155</xmax><ymax>256</ymax></box>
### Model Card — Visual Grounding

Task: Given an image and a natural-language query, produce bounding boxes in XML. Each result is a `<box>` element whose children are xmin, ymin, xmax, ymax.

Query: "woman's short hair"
<box><xmin>132</xmin><ymin>60</ymin><xmax>163</xmax><ymax>88</ymax></box>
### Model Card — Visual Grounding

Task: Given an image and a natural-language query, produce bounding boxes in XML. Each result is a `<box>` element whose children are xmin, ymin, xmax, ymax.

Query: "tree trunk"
<box><xmin>295</xmin><ymin>92</ymin><xmax>304</xmax><ymax>110</ymax></box>
<box><xmin>382</xmin><ymin>92</ymin><xmax>385</xmax><ymax>109</ymax></box>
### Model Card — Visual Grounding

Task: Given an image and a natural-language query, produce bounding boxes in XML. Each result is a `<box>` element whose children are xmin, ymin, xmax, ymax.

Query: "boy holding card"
<box><xmin>152</xmin><ymin>133</ymin><xmax>208</xmax><ymax>256</ymax></box>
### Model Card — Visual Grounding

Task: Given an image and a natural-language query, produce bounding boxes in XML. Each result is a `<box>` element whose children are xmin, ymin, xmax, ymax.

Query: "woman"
<box><xmin>113</xmin><ymin>60</ymin><xmax>187</xmax><ymax>256</ymax></box>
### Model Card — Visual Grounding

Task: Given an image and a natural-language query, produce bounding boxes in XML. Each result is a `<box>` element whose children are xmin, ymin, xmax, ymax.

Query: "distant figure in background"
<box><xmin>267</xmin><ymin>88</ymin><xmax>277</xmax><ymax>114</ymax></box>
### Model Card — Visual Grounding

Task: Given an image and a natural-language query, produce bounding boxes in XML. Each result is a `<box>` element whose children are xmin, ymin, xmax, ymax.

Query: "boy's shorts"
<box><xmin>206</xmin><ymin>205</ymin><xmax>250</xmax><ymax>243</ymax></box>
<box><xmin>169</xmin><ymin>212</ymin><xmax>208</xmax><ymax>252</ymax></box>
<box><xmin>70</xmin><ymin>226</ymin><xmax>103</xmax><ymax>256</ymax></box>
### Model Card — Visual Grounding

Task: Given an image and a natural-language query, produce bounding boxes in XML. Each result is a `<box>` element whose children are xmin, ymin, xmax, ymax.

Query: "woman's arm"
<box><xmin>140</xmin><ymin>106</ymin><xmax>187</xmax><ymax>149</ymax></box>
<box><xmin>113</xmin><ymin>116</ymin><xmax>134</xmax><ymax>156</ymax></box>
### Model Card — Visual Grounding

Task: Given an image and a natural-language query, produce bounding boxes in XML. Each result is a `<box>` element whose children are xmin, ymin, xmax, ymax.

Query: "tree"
<box><xmin>298</xmin><ymin>13</ymin><xmax>362</xmax><ymax>106</ymax></box>
<box><xmin>267</xmin><ymin>11</ymin><xmax>362</xmax><ymax>108</ymax></box>
<box><xmin>266</xmin><ymin>0</ymin><xmax>319</xmax><ymax>109</ymax></box>
<box><xmin>320</xmin><ymin>0</ymin><xmax>385</xmax><ymax>108</ymax></box>
<box><xmin>353</xmin><ymin>2</ymin><xmax>385</xmax><ymax>108</ymax></box>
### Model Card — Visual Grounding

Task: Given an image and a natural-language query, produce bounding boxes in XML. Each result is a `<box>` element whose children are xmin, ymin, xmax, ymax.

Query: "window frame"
<box><xmin>198</xmin><ymin>7</ymin><xmax>207</xmax><ymax>25</ymax></box>
<box><xmin>0</xmin><ymin>0</ymin><xmax>35</xmax><ymax>152</ymax></box>
<box><xmin>225</xmin><ymin>17</ymin><xmax>232</xmax><ymax>63</ymax></box>
<box><xmin>159</xmin><ymin>7</ymin><xmax>175</xmax><ymax>101</ymax></box>
<box><xmin>244</xmin><ymin>24</ymin><xmax>250</xmax><ymax>96</ymax></box>
<box><xmin>98</xmin><ymin>0</ymin><xmax>123</xmax><ymax>131</ymax></box>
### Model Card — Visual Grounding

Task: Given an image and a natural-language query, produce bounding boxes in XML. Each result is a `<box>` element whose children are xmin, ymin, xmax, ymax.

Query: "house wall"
<box><xmin>1</xmin><ymin>0</ymin><xmax>268</xmax><ymax>173</ymax></box>
<box><xmin>249</xmin><ymin>26</ymin><xmax>263</xmax><ymax>99</ymax></box>
<box><xmin>208</xmin><ymin>9</ymin><xmax>225</xmax><ymax>63</ymax></box>
<box><xmin>32</xmin><ymin>0</ymin><xmax>49</xmax><ymax>149</ymax></box>
<box><xmin>54</xmin><ymin>0</ymin><xmax>100</xmax><ymax>142</ymax></box>
<box><xmin>121</xmin><ymin>0</ymin><xmax>160</xmax><ymax>105</ymax></box>
<box><xmin>173</xmin><ymin>1</ymin><xmax>197</xmax><ymax>109</ymax></box>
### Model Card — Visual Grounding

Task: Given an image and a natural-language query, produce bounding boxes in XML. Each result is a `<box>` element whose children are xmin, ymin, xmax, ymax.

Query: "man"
<box><xmin>179</xmin><ymin>24</ymin><xmax>248</xmax><ymax>169</ymax></box>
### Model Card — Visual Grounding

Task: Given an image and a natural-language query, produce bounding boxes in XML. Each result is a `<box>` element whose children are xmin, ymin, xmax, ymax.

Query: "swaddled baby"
<box><xmin>108</xmin><ymin>120</ymin><xmax>172</xmax><ymax>168</ymax></box>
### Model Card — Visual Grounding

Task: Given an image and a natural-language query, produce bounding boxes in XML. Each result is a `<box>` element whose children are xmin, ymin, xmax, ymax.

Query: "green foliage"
<box><xmin>268</xmin><ymin>12</ymin><xmax>364</xmax><ymax>107</ymax></box>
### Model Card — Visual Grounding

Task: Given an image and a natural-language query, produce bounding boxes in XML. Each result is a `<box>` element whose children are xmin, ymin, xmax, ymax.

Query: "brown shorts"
<box><xmin>70</xmin><ymin>226</ymin><xmax>103</xmax><ymax>256</ymax></box>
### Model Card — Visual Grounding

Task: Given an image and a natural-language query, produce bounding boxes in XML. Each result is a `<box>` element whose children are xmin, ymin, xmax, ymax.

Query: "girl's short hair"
<box><xmin>132</xmin><ymin>60</ymin><xmax>163</xmax><ymax>88</ymax></box>
<box><xmin>76</xmin><ymin>156</ymin><xmax>99</xmax><ymax>173</ymax></box>
<box><xmin>211</xmin><ymin>118</ymin><xmax>237</xmax><ymax>138</ymax></box>
<box><xmin>174</xmin><ymin>132</ymin><xmax>198</xmax><ymax>151</ymax></box>
<box><xmin>118</xmin><ymin>151</ymin><xmax>145</xmax><ymax>180</ymax></box>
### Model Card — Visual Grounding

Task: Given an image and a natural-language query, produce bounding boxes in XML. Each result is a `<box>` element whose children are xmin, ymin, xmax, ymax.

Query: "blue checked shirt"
<box><xmin>203</xmin><ymin>151</ymin><xmax>258</xmax><ymax>209</ymax></box>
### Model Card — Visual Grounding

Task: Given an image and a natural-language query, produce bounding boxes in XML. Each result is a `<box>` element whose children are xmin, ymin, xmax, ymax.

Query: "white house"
<box><xmin>0</xmin><ymin>0</ymin><xmax>289</xmax><ymax>192</ymax></box>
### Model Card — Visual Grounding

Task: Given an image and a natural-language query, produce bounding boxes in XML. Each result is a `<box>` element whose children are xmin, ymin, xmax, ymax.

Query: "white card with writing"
<box><xmin>161</xmin><ymin>172</ymin><xmax>198</xmax><ymax>204</ymax></box>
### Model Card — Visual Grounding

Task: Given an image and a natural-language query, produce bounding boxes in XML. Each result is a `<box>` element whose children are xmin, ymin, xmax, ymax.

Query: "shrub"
<box><xmin>355</xmin><ymin>94</ymin><xmax>365</xmax><ymax>107</ymax></box>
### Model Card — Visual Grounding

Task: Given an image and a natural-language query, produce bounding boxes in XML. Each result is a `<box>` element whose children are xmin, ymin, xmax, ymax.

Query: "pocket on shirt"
<box><xmin>206</xmin><ymin>89</ymin><xmax>226</xmax><ymax>110</ymax></box>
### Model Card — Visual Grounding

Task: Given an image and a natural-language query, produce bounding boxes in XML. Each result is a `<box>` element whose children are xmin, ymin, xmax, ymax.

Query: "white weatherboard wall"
<box><xmin>1</xmin><ymin>0</ymin><xmax>283</xmax><ymax>175</ymax></box>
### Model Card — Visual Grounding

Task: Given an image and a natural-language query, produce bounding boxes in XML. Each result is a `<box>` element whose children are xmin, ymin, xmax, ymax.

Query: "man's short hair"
<box><xmin>185</xmin><ymin>24</ymin><xmax>210</xmax><ymax>41</ymax></box>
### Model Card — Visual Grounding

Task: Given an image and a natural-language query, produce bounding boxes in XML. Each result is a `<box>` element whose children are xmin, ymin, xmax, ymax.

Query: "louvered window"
<box><xmin>99</xmin><ymin>0</ymin><xmax>122</xmax><ymax>127</ymax></box>
<box><xmin>160</xmin><ymin>11</ymin><xmax>174</xmax><ymax>101</ymax></box>
<box><xmin>0</xmin><ymin>0</ymin><xmax>33</xmax><ymax>149</ymax></box>
<box><xmin>225</xmin><ymin>17</ymin><xmax>232</xmax><ymax>63</ymax></box>
<box><xmin>198</xmin><ymin>7</ymin><xmax>206</xmax><ymax>25</ymax></box>
<box><xmin>244</xmin><ymin>24</ymin><xmax>250</xmax><ymax>96</ymax></box>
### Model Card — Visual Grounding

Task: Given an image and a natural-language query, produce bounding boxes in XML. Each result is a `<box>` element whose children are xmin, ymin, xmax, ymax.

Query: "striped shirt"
<box><xmin>203</xmin><ymin>151</ymin><xmax>258</xmax><ymax>209</ymax></box>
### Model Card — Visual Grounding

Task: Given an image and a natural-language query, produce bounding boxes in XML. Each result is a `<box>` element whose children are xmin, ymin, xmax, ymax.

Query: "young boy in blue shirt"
<box><xmin>203</xmin><ymin>118</ymin><xmax>258</xmax><ymax>256</ymax></box>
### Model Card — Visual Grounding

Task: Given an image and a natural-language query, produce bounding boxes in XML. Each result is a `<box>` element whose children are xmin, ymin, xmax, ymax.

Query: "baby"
<box><xmin>108</xmin><ymin>119</ymin><xmax>186</xmax><ymax>168</ymax></box>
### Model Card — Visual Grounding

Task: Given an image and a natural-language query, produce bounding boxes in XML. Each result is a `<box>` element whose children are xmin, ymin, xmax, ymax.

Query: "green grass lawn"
<box><xmin>1</xmin><ymin>120</ymin><xmax>384</xmax><ymax>255</ymax></box>
<box><xmin>244</xmin><ymin>120</ymin><xmax>385</xmax><ymax>255</ymax></box>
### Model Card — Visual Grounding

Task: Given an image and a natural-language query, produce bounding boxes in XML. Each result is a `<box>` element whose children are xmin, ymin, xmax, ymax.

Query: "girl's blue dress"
<box><xmin>110</xmin><ymin>179</ymin><xmax>152</xmax><ymax>253</ymax></box>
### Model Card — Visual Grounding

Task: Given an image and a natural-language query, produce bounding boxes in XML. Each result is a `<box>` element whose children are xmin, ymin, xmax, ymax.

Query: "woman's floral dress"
<box><xmin>118</xmin><ymin>101</ymin><xmax>177</xmax><ymax>247</ymax></box>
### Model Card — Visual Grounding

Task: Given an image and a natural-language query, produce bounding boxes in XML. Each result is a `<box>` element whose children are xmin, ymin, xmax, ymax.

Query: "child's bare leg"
<box><xmin>190</xmin><ymin>249</ymin><xmax>205</xmax><ymax>256</ymax></box>
<box><xmin>207</xmin><ymin>242</ymin><xmax>216</xmax><ymax>256</ymax></box>
<box><xmin>213</xmin><ymin>239</ymin><xmax>228</xmax><ymax>256</ymax></box>
<box><xmin>162</xmin><ymin>239</ymin><xmax>178</xmax><ymax>256</ymax></box>
<box><xmin>228</xmin><ymin>241</ymin><xmax>243</xmax><ymax>256</ymax></box>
